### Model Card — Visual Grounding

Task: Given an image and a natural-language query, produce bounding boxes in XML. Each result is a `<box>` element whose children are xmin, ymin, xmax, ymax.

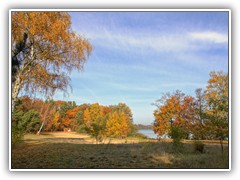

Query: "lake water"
<box><xmin>138</xmin><ymin>129</ymin><xmax>158</xmax><ymax>139</ymax></box>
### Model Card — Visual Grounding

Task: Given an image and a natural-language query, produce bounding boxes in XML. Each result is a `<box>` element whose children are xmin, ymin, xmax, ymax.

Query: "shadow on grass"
<box><xmin>24</xmin><ymin>138</ymin><xmax>85</xmax><ymax>142</ymax></box>
<box><xmin>11</xmin><ymin>140</ymin><xmax>229</xmax><ymax>169</ymax></box>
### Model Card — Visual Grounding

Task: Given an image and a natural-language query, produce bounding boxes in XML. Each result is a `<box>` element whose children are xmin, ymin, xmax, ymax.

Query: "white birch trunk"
<box><xmin>12</xmin><ymin>44</ymin><xmax>35</xmax><ymax>113</ymax></box>
<box><xmin>37</xmin><ymin>121</ymin><xmax>45</xmax><ymax>135</ymax></box>
<box><xmin>12</xmin><ymin>74</ymin><xmax>22</xmax><ymax>113</ymax></box>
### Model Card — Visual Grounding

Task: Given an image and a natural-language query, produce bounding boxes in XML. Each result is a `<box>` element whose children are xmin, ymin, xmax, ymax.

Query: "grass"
<box><xmin>11</xmin><ymin>132</ymin><xmax>229</xmax><ymax>169</ymax></box>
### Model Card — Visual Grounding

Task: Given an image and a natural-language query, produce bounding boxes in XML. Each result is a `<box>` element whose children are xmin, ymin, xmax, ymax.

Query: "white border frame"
<box><xmin>9</xmin><ymin>9</ymin><xmax>231</xmax><ymax>172</ymax></box>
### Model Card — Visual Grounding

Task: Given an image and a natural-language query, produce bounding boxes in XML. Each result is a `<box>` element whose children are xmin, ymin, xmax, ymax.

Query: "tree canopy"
<box><xmin>153</xmin><ymin>71</ymin><xmax>229</xmax><ymax>146</ymax></box>
<box><xmin>11</xmin><ymin>12</ymin><xmax>92</xmax><ymax>111</ymax></box>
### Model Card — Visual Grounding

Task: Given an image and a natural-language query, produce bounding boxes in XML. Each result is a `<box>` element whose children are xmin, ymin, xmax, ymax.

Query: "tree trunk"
<box><xmin>12</xmin><ymin>44</ymin><xmax>35</xmax><ymax>113</ymax></box>
<box><xmin>37</xmin><ymin>121</ymin><xmax>45</xmax><ymax>135</ymax></box>
<box><xmin>12</xmin><ymin>74</ymin><xmax>22</xmax><ymax>113</ymax></box>
<box><xmin>37</xmin><ymin>103</ymin><xmax>51</xmax><ymax>135</ymax></box>
<box><xmin>108</xmin><ymin>138</ymin><xmax>112</xmax><ymax>145</ymax></box>
<box><xmin>220</xmin><ymin>138</ymin><xmax>224</xmax><ymax>158</ymax></box>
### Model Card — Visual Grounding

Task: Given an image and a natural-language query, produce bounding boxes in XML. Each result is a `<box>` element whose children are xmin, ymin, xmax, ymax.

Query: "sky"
<box><xmin>53</xmin><ymin>11</ymin><xmax>229</xmax><ymax>125</ymax></box>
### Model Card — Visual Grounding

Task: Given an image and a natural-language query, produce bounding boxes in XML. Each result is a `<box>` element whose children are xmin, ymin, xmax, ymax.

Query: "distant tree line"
<box><xmin>135</xmin><ymin>124</ymin><xmax>153</xmax><ymax>130</ymax></box>
<box><xmin>12</xmin><ymin>99</ymin><xmax>136</xmax><ymax>144</ymax></box>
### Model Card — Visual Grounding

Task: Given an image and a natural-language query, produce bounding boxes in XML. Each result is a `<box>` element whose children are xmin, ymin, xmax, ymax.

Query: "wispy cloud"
<box><xmin>189</xmin><ymin>31</ymin><xmax>228</xmax><ymax>43</ymax></box>
<box><xmin>87</xmin><ymin>29</ymin><xmax>190</xmax><ymax>53</ymax></box>
<box><xmin>68</xmin><ymin>12</ymin><xmax>229</xmax><ymax>124</ymax></box>
<box><xmin>85</xmin><ymin>28</ymin><xmax>228</xmax><ymax>55</ymax></box>
<box><xmin>161</xmin><ymin>82</ymin><xmax>207</xmax><ymax>88</ymax></box>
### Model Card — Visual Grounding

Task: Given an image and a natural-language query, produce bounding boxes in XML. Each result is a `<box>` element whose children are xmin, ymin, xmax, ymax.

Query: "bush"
<box><xmin>12</xmin><ymin>109</ymin><xmax>24</xmax><ymax>145</ymax></box>
<box><xmin>132</xmin><ymin>132</ymin><xmax>148</xmax><ymax>139</ymax></box>
<box><xmin>76</xmin><ymin>125</ymin><xmax>87</xmax><ymax>134</ymax></box>
<box><xmin>12</xmin><ymin>124</ymin><xmax>24</xmax><ymax>146</ymax></box>
<box><xmin>193</xmin><ymin>141</ymin><xmax>205</xmax><ymax>153</ymax></box>
<box><xmin>18</xmin><ymin>110</ymin><xmax>41</xmax><ymax>133</ymax></box>
<box><xmin>12</xmin><ymin>108</ymin><xmax>41</xmax><ymax>145</ymax></box>
<box><xmin>170</xmin><ymin>126</ymin><xmax>186</xmax><ymax>152</ymax></box>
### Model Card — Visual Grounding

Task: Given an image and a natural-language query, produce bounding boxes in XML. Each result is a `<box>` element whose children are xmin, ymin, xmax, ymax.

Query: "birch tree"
<box><xmin>11</xmin><ymin>12</ymin><xmax>92</xmax><ymax>112</ymax></box>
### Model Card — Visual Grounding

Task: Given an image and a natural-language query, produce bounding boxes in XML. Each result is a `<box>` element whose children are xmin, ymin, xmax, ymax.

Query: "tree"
<box><xmin>204</xmin><ymin>71</ymin><xmax>229</xmax><ymax>155</ymax></box>
<box><xmin>11</xmin><ymin>12</ymin><xmax>92</xmax><ymax>112</ymax></box>
<box><xmin>12</xmin><ymin>99</ymin><xmax>26</xmax><ymax>144</ymax></box>
<box><xmin>58</xmin><ymin>101</ymin><xmax>77</xmax><ymax>130</ymax></box>
<box><xmin>19</xmin><ymin>97</ymin><xmax>56</xmax><ymax>134</ymax></box>
<box><xmin>111</xmin><ymin>103</ymin><xmax>133</xmax><ymax>122</ymax></box>
<box><xmin>36</xmin><ymin>99</ymin><xmax>55</xmax><ymax>134</ymax></box>
<box><xmin>75</xmin><ymin>104</ymin><xmax>90</xmax><ymax>133</ymax></box>
<box><xmin>18</xmin><ymin>110</ymin><xmax>41</xmax><ymax>133</ymax></box>
<box><xmin>153</xmin><ymin>90</ymin><xmax>194</xmax><ymax>145</ymax></box>
<box><xmin>110</xmin><ymin>103</ymin><xmax>135</xmax><ymax>135</ymax></box>
<box><xmin>106</xmin><ymin>111</ymin><xmax>131</xmax><ymax>139</ymax></box>
<box><xmin>59</xmin><ymin>101</ymin><xmax>77</xmax><ymax>118</ymax></box>
<box><xmin>83</xmin><ymin>103</ymin><xmax>105</xmax><ymax>143</ymax></box>
<box><xmin>50</xmin><ymin>108</ymin><xmax>61</xmax><ymax>131</ymax></box>
<box><xmin>75</xmin><ymin>104</ymin><xmax>90</xmax><ymax>124</ymax></box>
<box><xmin>190</xmin><ymin>88</ymin><xmax>207</xmax><ymax>140</ymax></box>
<box><xmin>83</xmin><ymin>108</ymin><xmax>91</xmax><ymax>129</ymax></box>
<box><xmin>62</xmin><ymin>106</ymin><xmax>82</xmax><ymax>131</ymax></box>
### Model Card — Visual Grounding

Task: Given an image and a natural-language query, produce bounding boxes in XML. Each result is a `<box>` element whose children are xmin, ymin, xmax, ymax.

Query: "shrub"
<box><xmin>132</xmin><ymin>132</ymin><xmax>148</xmax><ymax>139</ymax></box>
<box><xmin>12</xmin><ymin>109</ymin><xmax>24</xmax><ymax>145</ymax></box>
<box><xmin>193</xmin><ymin>141</ymin><xmax>205</xmax><ymax>153</ymax></box>
<box><xmin>170</xmin><ymin>126</ymin><xmax>185</xmax><ymax>152</ymax></box>
<box><xmin>76</xmin><ymin>125</ymin><xmax>87</xmax><ymax>133</ymax></box>
<box><xmin>18</xmin><ymin>110</ymin><xmax>41</xmax><ymax>133</ymax></box>
<box><xmin>12</xmin><ymin>125</ymin><xmax>24</xmax><ymax>146</ymax></box>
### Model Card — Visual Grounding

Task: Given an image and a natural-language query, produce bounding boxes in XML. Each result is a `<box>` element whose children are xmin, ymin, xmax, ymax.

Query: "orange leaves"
<box><xmin>204</xmin><ymin>71</ymin><xmax>229</xmax><ymax>140</ymax></box>
<box><xmin>16</xmin><ymin>96</ymin><xmax>135</xmax><ymax>139</ymax></box>
<box><xmin>54</xmin><ymin>100</ymin><xmax>64</xmax><ymax>107</ymax></box>
<box><xmin>153</xmin><ymin>71</ymin><xmax>229</xmax><ymax>141</ymax></box>
<box><xmin>153</xmin><ymin>91</ymin><xmax>194</xmax><ymax>137</ymax></box>
<box><xmin>12</xmin><ymin>12</ymin><xmax>71</xmax><ymax>44</ymax></box>
<box><xmin>61</xmin><ymin>107</ymin><xmax>82</xmax><ymax>130</ymax></box>
<box><xmin>66</xmin><ymin>107</ymin><xmax>80</xmax><ymax>119</ymax></box>
<box><xmin>12</xmin><ymin>12</ymin><xmax>92</xmax><ymax>103</ymax></box>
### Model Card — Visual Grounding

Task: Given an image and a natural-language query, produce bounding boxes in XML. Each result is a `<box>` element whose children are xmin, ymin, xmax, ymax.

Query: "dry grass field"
<box><xmin>11</xmin><ymin>132</ymin><xmax>229</xmax><ymax>169</ymax></box>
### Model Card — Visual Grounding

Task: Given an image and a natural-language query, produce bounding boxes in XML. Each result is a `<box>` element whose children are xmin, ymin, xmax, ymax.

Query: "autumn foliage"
<box><xmin>11</xmin><ymin>12</ymin><xmax>92</xmax><ymax>112</ymax></box>
<box><xmin>13</xmin><ymin>97</ymin><xmax>135</xmax><ymax>143</ymax></box>
<box><xmin>153</xmin><ymin>71</ymin><xmax>229</xmax><ymax>149</ymax></box>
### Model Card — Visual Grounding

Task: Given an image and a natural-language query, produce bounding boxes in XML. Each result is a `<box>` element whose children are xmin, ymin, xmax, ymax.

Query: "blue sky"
<box><xmin>53</xmin><ymin>11</ymin><xmax>229</xmax><ymax>125</ymax></box>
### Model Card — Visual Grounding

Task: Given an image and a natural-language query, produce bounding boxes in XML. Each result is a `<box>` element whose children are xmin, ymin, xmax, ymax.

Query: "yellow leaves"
<box><xmin>12</xmin><ymin>11</ymin><xmax>92</xmax><ymax>98</ymax></box>
<box><xmin>83</xmin><ymin>103</ymin><xmax>104</xmax><ymax>130</ymax></box>
<box><xmin>81</xmin><ymin>103</ymin><xmax>133</xmax><ymax>139</ymax></box>
<box><xmin>52</xmin><ymin>111</ymin><xmax>60</xmax><ymax>124</ymax></box>
<box><xmin>106</xmin><ymin>111</ymin><xmax>131</xmax><ymax>138</ymax></box>
<box><xmin>83</xmin><ymin>108</ymin><xmax>91</xmax><ymax>128</ymax></box>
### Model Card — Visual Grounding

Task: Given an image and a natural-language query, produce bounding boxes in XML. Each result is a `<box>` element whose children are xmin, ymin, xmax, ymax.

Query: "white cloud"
<box><xmin>85</xmin><ymin>28</ymin><xmax>228</xmax><ymax>54</ymax></box>
<box><xmin>189</xmin><ymin>31</ymin><xmax>228</xmax><ymax>43</ymax></box>
<box><xmin>161</xmin><ymin>82</ymin><xmax>207</xmax><ymax>88</ymax></box>
<box><xmin>105</xmin><ymin>82</ymin><xmax>157</xmax><ymax>92</ymax></box>
<box><xmin>86</xmin><ymin>28</ymin><xmax>190</xmax><ymax>53</ymax></box>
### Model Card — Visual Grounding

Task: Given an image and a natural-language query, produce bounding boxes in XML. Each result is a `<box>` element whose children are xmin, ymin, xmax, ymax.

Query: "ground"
<box><xmin>11</xmin><ymin>132</ymin><xmax>229</xmax><ymax>169</ymax></box>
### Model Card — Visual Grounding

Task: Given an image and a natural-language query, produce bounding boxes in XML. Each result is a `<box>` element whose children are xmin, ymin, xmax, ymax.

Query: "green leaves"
<box><xmin>15</xmin><ymin>109</ymin><xmax>41</xmax><ymax>133</ymax></box>
<box><xmin>204</xmin><ymin>71</ymin><xmax>229</xmax><ymax>140</ymax></box>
